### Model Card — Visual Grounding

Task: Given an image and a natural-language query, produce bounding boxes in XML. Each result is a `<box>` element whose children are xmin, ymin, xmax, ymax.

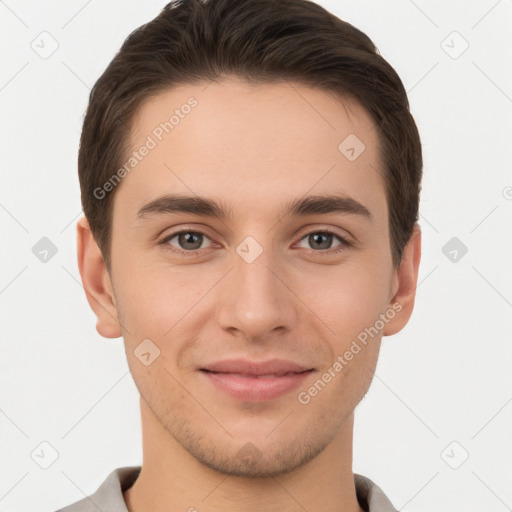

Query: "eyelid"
<box><xmin>295</xmin><ymin>224</ymin><xmax>353</xmax><ymax>243</ymax></box>
<box><xmin>159</xmin><ymin>228</ymin><xmax>216</xmax><ymax>253</ymax></box>
<box><xmin>158</xmin><ymin>224</ymin><xmax>354</xmax><ymax>255</ymax></box>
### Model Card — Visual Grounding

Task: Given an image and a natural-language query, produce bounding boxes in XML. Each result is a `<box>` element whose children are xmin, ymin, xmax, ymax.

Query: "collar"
<box><xmin>57</xmin><ymin>466</ymin><xmax>398</xmax><ymax>512</ymax></box>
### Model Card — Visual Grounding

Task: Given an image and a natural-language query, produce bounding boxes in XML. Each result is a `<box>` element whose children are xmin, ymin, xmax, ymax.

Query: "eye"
<box><xmin>160</xmin><ymin>230</ymin><xmax>213</xmax><ymax>255</ymax></box>
<box><xmin>158</xmin><ymin>227</ymin><xmax>351</xmax><ymax>257</ymax></box>
<box><xmin>296</xmin><ymin>229</ymin><xmax>351</xmax><ymax>254</ymax></box>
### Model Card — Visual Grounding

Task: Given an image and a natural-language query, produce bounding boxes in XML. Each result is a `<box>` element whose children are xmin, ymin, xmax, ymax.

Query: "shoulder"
<box><xmin>54</xmin><ymin>466</ymin><xmax>141</xmax><ymax>512</ymax></box>
<box><xmin>354</xmin><ymin>473</ymin><xmax>399</xmax><ymax>512</ymax></box>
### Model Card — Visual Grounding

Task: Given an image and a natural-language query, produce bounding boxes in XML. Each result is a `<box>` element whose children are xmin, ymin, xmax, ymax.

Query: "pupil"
<box><xmin>312</xmin><ymin>233</ymin><xmax>331</xmax><ymax>250</ymax></box>
<box><xmin>181</xmin><ymin>232</ymin><xmax>200</xmax><ymax>249</ymax></box>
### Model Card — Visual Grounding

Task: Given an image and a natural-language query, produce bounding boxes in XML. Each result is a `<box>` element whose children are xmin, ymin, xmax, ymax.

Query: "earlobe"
<box><xmin>383</xmin><ymin>223</ymin><xmax>422</xmax><ymax>337</ymax></box>
<box><xmin>76</xmin><ymin>216</ymin><xmax>122</xmax><ymax>339</ymax></box>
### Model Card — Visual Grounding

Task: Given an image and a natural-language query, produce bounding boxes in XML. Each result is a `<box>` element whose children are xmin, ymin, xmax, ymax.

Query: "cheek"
<box><xmin>295</xmin><ymin>260</ymin><xmax>391</xmax><ymax>342</ymax></box>
<box><xmin>113</xmin><ymin>257</ymin><xmax>201</xmax><ymax>337</ymax></box>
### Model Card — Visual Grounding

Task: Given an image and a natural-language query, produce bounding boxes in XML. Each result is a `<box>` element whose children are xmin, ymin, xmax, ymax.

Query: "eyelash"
<box><xmin>158</xmin><ymin>228</ymin><xmax>352</xmax><ymax>257</ymax></box>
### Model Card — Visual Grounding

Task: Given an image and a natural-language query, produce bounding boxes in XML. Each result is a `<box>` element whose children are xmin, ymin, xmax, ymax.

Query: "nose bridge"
<box><xmin>216</xmin><ymin>233</ymin><xmax>297</xmax><ymax>338</ymax></box>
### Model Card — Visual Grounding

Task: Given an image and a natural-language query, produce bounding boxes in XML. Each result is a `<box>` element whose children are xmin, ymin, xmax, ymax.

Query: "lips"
<box><xmin>200</xmin><ymin>358</ymin><xmax>313</xmax><ymax>376</ymax></box>
<box><xmin>199</xmin><ymin>358</ymin><xmax>315</xmax><ymax>401</ymax></box>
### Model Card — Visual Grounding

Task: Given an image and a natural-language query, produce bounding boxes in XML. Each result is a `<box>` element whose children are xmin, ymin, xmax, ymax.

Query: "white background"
<box><xmin>1</xmin><ymin>1</ymin><xmax>511</xmax><ymax>511</ymax></box>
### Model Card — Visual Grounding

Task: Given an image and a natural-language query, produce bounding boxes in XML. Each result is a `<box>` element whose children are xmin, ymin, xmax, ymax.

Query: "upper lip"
<box><xmin>200</xmin><ymin>358</ymin><xmax>313</xmax><ymax>376</ymax></box>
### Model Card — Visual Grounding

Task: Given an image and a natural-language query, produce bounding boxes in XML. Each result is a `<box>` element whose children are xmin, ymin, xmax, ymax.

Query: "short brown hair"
<box><xmin>78</xmin><ymin>0</ymin><xmax>422</xmax><ymax>271</ymax></box>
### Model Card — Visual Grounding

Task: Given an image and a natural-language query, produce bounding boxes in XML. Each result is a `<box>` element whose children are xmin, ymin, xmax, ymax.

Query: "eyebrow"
<box><xmin>136</xmin><ymin>193</ymin><xmax>372</xmax><ymax>222</ymax></box>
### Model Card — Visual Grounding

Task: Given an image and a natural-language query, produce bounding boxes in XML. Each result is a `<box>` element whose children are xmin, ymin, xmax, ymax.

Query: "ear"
<box><xmin>383</xmin><ymin>223</ymin><xmax>422</xmax><ymax>336</ymax></box>
<box><xmin>76</xmin><ymin>216</ymin><xmax>122</xmax><ymax>339</ymax></box>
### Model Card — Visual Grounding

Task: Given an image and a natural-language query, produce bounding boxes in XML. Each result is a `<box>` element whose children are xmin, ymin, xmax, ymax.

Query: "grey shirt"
<box><xmin>55</xmin><ymin>466</ymin><xmax>398</xmax><ymax>512</ymax></box>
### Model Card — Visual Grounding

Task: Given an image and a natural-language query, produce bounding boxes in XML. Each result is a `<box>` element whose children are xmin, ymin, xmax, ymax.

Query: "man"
<box><xmin>60</xmin><ymin>0</ymin><xmax>422</xmax><ymax>510</ymax></box>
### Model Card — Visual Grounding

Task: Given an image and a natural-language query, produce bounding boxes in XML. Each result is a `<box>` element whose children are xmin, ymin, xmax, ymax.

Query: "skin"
<box><xmin>77</xmin><ymin>76</ymin><xmax>421</xmax><ymax>512</ymax></box>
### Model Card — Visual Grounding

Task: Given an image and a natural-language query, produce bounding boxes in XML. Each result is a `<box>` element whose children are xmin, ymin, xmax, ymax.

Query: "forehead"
<box><xmin>116</xmin><ymin>78</ymin><xmax>386</xmax><ymax>225</ymax></box>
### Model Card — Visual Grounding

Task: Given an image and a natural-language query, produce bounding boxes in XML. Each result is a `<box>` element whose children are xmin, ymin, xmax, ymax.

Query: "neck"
<box><xmin>124</xmin><ymin>398</ymin><xmax>364</xmax><ymax>512</ymax></box>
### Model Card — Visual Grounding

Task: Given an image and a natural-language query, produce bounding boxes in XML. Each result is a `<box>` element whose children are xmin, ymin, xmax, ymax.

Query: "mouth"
<box><xmin>198</xmin><ymin>359</ymin><xmax>315</xmax><ymax>401</ymax></box>
<box><xmin>200</xmin><ymin>358</ymin><xmax>313</xmax><ymax>375</ymax></box>
<box><xmin>201</xmin><ymin>370</ymin><xmax>312</xmax><ymax>377</ymax></box>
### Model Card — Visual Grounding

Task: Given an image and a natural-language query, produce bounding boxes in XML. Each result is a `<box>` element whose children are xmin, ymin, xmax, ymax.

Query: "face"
<box><xmin>80</xmin><ymin>77</ymin><xmax>419</xmax><ymax>478</ymax></box>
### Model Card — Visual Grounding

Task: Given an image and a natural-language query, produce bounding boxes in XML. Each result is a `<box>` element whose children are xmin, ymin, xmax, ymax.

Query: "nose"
<box><xmin>215</xmin><ymin>240</ymin><xmax>299</xmax><ymax>341</ymax></box>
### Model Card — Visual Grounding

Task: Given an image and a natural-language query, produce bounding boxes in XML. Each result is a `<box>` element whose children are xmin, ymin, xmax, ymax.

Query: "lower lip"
<box><xmin>200</xmin><ymin>370</ymin><xmax>314</xmax><ymax>402</ymax></box>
